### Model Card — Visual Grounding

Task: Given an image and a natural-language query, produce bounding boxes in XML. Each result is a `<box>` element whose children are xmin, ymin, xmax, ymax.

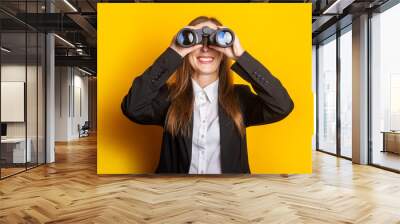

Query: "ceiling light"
<box><xmin>78</xmin><ymin>67</ymin><xmax>93</xmax><ymax>76</ymax></box>
<box><xmin>63</xmin><ymin>0</ymin><xmax>78</xmax><ymax>12</ymax></box>
<box><xmin>322</xmin><ymin>0</ymin><xmax>355</xmax><ymax>15</ymax></box>
<box><xmin>54</xmin><ymin>34</ymin><xmax>75</xmax><ymax>48</ymax></box>
<box><xmin>1</xmin><ymin>47</ymin><xmax>11</xmax><ymax>53</ymax></box>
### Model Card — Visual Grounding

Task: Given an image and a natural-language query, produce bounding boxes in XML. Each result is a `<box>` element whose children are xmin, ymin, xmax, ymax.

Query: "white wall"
<box><xmin>1</xmin><ymin>65</ymin><xmax>26</xmax><ymax>136</ymax></box>
<box><xmin>1</xmin><ymin>82</ymin><xmax>25</xmax><ymax>122</ymax></box>
<box><xmin>72</xmin><ymin>73</ymin><xmax>89</xmax><ymax>138</ymax></box>
<box><xmin>55</xmin><ymin>67</ymin><xmax>70</xmax><ymax>141</ymax></box>
<box><xmin>1</xmin><ymin>64</ymin><xmax>38</xmax><ymax>138</ymax></box>
<box><xmin>312</xmin><ymin>45</ymin><xmax>316</xmax><ymax>151</ymax></box>
<box><xmin>1</xmin><ymin>63</ymin><xmax>46</xmax><ymax>164</ymax></box>
<box><xmin>54</xmin><ymin>67</ymin><xmax>89</xmax><ymax>141</ymax></box>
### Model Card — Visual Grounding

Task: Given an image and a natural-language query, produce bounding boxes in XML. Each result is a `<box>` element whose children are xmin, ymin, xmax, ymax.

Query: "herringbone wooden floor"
<box><xmin>1</xmin><ymin>134</ymin><xmax>400</xmax><ymax>224</ymax></box>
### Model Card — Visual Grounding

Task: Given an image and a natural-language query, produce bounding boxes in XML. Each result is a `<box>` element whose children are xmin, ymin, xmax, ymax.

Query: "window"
<box><xmin>317</xmin><ymin>35</ymin><xmax>337</xmax><ymax>154</ymax></box>
<box><xmin>339</xmin><ymin>28</ymin><xmax>352</xmax><ymax>158</ymax></box>
<box><xmin>370</xmin><ymin>2</ymin><xmax>400</xmax><ymax>171</ymax></box>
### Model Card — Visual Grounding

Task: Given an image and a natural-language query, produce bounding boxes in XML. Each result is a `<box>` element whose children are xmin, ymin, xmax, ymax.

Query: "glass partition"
<box><xmin>317</xmin><ymin>35</ymin><xmax>337</xmax><ymax>154</ymax></box>
<box><xmin>1</xmin><ymin>30</ymin><xmax>28</xmax><ymax>177</ymax></box>
<box><xmin>0</xmin><ymin>1</ymin><xmax>46</xmax><ymax>179</ymax></box>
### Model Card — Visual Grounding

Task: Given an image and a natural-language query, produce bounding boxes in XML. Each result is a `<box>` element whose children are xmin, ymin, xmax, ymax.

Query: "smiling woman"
<box><xmin>121</xmin><ymin>16</ymin><xmax>294</xmax><ymax>174</ymax></box>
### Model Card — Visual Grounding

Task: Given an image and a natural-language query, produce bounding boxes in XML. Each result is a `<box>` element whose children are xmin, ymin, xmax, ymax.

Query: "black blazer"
<box><xmin>121</xmin><ymin>47</ymin><xmax>294</xmax><ymax>174</ymax></box>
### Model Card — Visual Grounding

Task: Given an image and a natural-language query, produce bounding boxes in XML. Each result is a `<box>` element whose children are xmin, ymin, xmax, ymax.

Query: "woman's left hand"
<box><xmin>209</xmin><ymin>27</ymin><xmax>245</xmax><ymax>61</ymax></box>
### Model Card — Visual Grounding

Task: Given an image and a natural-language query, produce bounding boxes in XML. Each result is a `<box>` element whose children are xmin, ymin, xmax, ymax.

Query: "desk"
<box><xmin>381</xmin><ymin>131</ymin><xmax>400</xmax><ymax>154</ymax></box>
<box><xmin>1</xmin><ymin>138</ymin><xmax>31</xmax><ymax>163</ymax></box>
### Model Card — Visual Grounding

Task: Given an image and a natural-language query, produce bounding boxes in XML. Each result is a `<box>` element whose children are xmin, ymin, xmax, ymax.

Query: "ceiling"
<box><xmin>0</xmin><ymin>0</ymin><xmax>394</xmax><ymax>74</ymax></box>
<box><xmin>1</xmin><ymin>0</ymin><xmax>97</xmax><ymax>73</ymax></box>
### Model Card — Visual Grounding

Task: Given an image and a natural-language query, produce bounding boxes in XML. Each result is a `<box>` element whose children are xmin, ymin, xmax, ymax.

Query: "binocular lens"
<box><xmin>177</xmin><ymin>29</ymin><xmax>195</xmax><ymax>47</ymax></box>
<box><xmin>175</xmin><ymin>27</ymin><xmax>234</xmax><ymax>48</ymax></box>
<box><xmin>216</xmin><ymin>30</ymin><xmax>233</xmax><ymax>47</ymax></box>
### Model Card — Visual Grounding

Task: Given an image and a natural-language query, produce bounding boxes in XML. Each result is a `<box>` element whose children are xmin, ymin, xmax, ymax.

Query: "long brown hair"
<box><xmin>165</xmin><ymin>16</ymin><xmax>245</xmax><ymax>138</ymax></box>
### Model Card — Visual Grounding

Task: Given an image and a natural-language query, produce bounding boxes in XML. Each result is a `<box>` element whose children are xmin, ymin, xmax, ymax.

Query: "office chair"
<box><xmin>78</xmin><ymin>121</ymin><xmax>90</xmax><ymax>138</ymax></box>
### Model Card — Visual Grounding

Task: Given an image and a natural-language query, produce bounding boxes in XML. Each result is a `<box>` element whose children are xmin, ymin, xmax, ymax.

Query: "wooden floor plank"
<box><xmin>1</xmin><ymin>134</ymin><xmax>400</xmax><ymax>223</ymax></box>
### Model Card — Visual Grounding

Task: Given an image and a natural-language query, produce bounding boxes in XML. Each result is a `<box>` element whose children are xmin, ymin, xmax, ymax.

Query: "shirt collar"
<box><xmin>191</xmin><ymin>78</ymin><xmax>219</xmax><ymax>103</ymax></box>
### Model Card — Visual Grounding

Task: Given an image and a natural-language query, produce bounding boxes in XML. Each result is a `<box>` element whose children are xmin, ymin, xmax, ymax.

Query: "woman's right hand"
<box><xmin>169</xmin><ymin>26</ymin><xmax>202</xmax><ymax>57</ymax></box>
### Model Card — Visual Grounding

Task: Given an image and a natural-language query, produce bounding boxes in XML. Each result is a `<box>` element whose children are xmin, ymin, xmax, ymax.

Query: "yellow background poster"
<box><xmin>97</xmin><ymin>3</ymin><xmax>313</xmax><ymax>174</ymax></box>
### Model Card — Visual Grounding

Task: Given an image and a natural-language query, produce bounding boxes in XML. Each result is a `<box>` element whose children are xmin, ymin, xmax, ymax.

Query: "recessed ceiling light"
<box><xmin>63</xmin><ymin>0</ymin><xmax>78</xmax><ymax>12</ymax></box>
<box><xmin>322</xmin><ymin>0</ymin><xmax>354</xmax><ymax>15</ymax></box>
<box><xmin>1</xmin><ymin>47</ymin><xmax>11</xmax><ymax>53</ymax></box>
<box><xmin>54</xmin><ymin>34</ymin><xmax>75</xmax><ymax>48</ymax></box>
<box><xmin>77</xmin><ymin>67</ymin><xmax>93</xmax><ymax>76</ymax></box>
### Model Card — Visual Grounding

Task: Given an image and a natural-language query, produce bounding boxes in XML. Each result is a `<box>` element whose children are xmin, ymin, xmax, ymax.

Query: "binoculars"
<box><xmin>175</xmin><ymin>26</ymin><xmax>235</xmax><ymax>48</ymax></box>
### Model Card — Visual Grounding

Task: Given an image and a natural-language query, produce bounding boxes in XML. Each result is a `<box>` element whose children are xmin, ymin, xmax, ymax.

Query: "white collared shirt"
<box><xmin>189</xmin><ymin>78</ymin><xmax>221</xmax><ymax>174</ymax></box>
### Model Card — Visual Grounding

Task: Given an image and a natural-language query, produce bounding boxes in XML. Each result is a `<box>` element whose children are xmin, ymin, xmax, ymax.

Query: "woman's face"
<box><xmin>188</xmin><ymin>21</ymin><xmax>223</xmax><ymax>76</ymax></box>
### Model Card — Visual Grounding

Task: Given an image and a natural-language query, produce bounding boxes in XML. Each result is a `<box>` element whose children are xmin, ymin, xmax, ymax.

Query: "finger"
<box><xmin>209</xmin><ymin>45</ymin><xmax>224</xmax><ymax>53</ymax></box>
<box><xmin>233</xmin><ymin>37</ymin><xmax>243</xmax><ymax>51</ymax></box>
<box><xmin>183</xmin><ymin>44</ymin><xmax>202</xmax><ymax>55</ymax></box>
<box><xmin>234</xmin><ymin>34</ymin><xmax>240</xmax><ymax>42</ymax></box>
<box><xmin>192</xmin><ymin>44</ymin><xmax>202</xmax><ymax>50</ymax></box>
<box><xmin>188</xmin><ymin>44</ymin><xmax>202</xmax><ymax>52</ymax></box>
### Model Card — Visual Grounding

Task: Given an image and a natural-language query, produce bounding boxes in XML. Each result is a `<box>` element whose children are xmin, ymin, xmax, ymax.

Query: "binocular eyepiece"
<box><xmin>175</xmin><ymin>26</ymin><xmax>235</xmax><ymax>48</ymax></box>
